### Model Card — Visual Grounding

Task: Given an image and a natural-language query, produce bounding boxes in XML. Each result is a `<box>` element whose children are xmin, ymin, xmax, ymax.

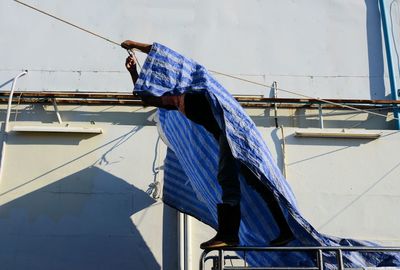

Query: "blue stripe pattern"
<box><xmin>135</xmin><ymin>42</ymin><xmax>400</xmax><ymax>268</ymax></box>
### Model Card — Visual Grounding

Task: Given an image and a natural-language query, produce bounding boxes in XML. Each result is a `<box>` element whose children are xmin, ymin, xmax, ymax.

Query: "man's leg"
<box><xmin>241</xmin><ymin>165</ymin><xmax>294</xmax><ymax>246</ymax></box>
<box><xmin>217</xmin><ymin>133</ymin><xmax>241</xmax><ymax>206</ymax></box>
<box><xmin>200</xmin><ymin>133</ymin><xmax>241</xmax><ymax>249</ymax></box>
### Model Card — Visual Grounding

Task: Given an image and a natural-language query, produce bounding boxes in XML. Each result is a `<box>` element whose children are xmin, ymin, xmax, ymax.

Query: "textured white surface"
<box><xmin>0</xmin><ymin>0</ymin><xmax>398</xmax><ymax>99</ymax></box>
<box><xmin>1</xmin><ymin>0</ymin><xmax>400</xmax><ymax>269</ymax></box>
<box><xmin>0</xmin><ymin>104</ymin><xmax>398</xmax><ymax>269</ymax></box>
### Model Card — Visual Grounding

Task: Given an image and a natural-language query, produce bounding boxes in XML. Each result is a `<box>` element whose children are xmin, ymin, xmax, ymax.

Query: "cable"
<box><xmin>209</xmin><ymin>70</ymin><xmax>400</xmax><ymax>121</ymax></box>
<box><xmin>14</xmin><ymin>0</ymin><xmax>119</xmax><ymax>46</ymax></box>
<box><xmin>12</xmin><ymin>0</ymin><xmax>399</xmax><ymax>122</ymax></box>
<box><xmin>13</xmin><ymin>0</ymin><xmax>142</xmax><ymax>69</ymax></box>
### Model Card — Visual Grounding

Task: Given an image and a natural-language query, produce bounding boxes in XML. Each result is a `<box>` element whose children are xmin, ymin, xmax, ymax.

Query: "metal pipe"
<box><xmin>318</xmin><ymin>104</ymin><xmax>324</xmax><ymax>129</ymax></box>
<box><xmin>219</xmin><ymin>249</ymin><xmax>224</xmax><ymax>270</ymax></box>
<box><xmin>203</xmin><ymin>246</ymin><xmax>400</xmax><ymax>252</ymax></box>
<box><xmin>186</xmin><ymin>215</ymin><xmax>192</xmax><ymax>270</ymax></box>
<box><xmin>378</xmin><ymin>0</ymin><xmax>400</xmax><ymax>129</ymax></box>
<box><xmin>280</xmin><ymin>126</ymin><xmax>287</xmax><ymax>178</ymax></box>
<box><xmin>0</xmin><ymin>70</ymin><xmax>28</xmax><ymax>181</ymax></box>
<box><xmin>317</xmin><ymin>250</ymin><xmax>323</xmax><ymax>270</ymax></box>
<box><xmin>273</xmin><ymin>81</ymin><xmax>279</xmax><ymax>128</ymax></box>
<box><xmin>200</xmin><ymin>246</ymin><xmax>400</xmax><ymax>270</ymax></box>
<box><xmin>52</xmin><ymin>98</ymin><xmax>63</xmax><ymax>124</ymax></box>
<box><xmin>199</xmin><ymin>250</ymin><xmax>208</xmax><ymax>270</ymax></box>
<box><xmin>336</xmin><ymin>249</ymin><xmax>344</xmax><ymax>270</ymax></box>
<box><xmin>3</xmin><ymin>91</ymin><xmax>400</xmax><ymax>104</ymax></box>
<box><xmin>5</xmin><ymin>71</ymin><xmax>28</xmax><ymax>132</ymax></box>
<box><xmin>179</xmin><ymin>213</ymin><xmax>192</xmax><ymax>270</ymax></box>
<box><xmin>179</xmin><ymin>213</ymin><xmax>191</xmax><ymax>270</ymax></box>
<box><xmin>179</xmin><ymin>213</ymin><xmax>185</xmax><ymax>270</ymax></box>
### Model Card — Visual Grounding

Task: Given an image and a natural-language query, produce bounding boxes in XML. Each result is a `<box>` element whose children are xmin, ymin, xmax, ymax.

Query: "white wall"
<box><xmin>1</xmin><ymin>0</ymin><xmax>399</xmax><ymax>99</ymax></box>
<box><xmin>0</xmin><ymin>103</ymin><xmax>399</xmax><ymax>269</ymax></box>
<box><xmin>0</xmin><ymin>104</ymin><xmax>177</xmax><ymax>269</ymax></box>
<box><xmin>191</xmin><ymin>128</ymin><xmax>400</xmax><ymax>269</ymax></box>
<box><xmin>1</xmin><ymin>1</ymin><xmax>400</xmax><ymax>269</ymax></box>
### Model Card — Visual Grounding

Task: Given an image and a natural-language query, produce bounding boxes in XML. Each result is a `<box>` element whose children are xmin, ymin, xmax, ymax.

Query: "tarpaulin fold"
<box><xmin>134</xmin><ymin>42</ymin><xmax>400</xmax><ymax>268</ymax></box>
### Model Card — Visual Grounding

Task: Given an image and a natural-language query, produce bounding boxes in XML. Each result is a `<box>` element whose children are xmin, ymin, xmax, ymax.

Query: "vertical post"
<box><xmin>273</xmin><ymin>81</ymin><xmax>279</xmax><ymax>128</ymax></box>
<box><xmin>317</xmin><ymin>249</ymin><xmax>324</xmax><ymax>270</ymax></box>
<box><xmin>184</xmin><ymin>214</ymin><xmax>191</xmax><ymax>270</ymax></box>
<box><xmin>179</xmin><ymin>213</ymin><xmax>185</xmax><ymax>270</ymax></box>
<box><xmin>0</xmin><ymin>71</ymin><xmax>28</xmax><ymax>182</ymax></box>
<box><xmin>336</xmin><ymin>249</ymin><xmax>344</xmax><ymax>270</ymax></box>
<box><xmin>378</xmin><ymin>0</ymin><xmax>400</xmax><ymax>129</ymax></box>
<box><xmin>199</xmin><ymin>250</ymin><xmax>207</xmax><ymax>270</ymax></box>
<box><xmin>179</xmin><ymin>213</ymin><xmax>191</xmax><ymax>270</ymax></box>
<box><xmin>52</xmin><ymin>99</ymin><xmax>63</xmax><ymax>124</ymax></box>
<box><xmin>318</xmin><ymin>104</ymin><xmax>324</xmax><ymax>129</ymax></box>
<box><xmin>280</xmin><ymin>126</ymin><xmax>288</xmax><ymax>178</ymax></box>
<box><xmin>219</xmin><ymin>250</ymin><xmax>224</xmax><ymax>270</ymax></box>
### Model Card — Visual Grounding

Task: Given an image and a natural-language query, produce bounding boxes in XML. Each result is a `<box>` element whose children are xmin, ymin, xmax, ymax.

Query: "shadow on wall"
<box><xmin>0</xmin><ymin>167</ymin><xmax>176</xmax><ymax>270</ymax></box>
<box><xmin>0</xmin><ymin>104</ymin><xmax>158</xmax><ymax>127</ymax></box>
<box><xmin>249</xmin><ymin>108</ymin><xmax>392</xmax><ymax>130</ymax></box>
<box><xmin>365</xmin><ymin>0</ymin><xmax>386</xmax><ymax>100</ymax></box>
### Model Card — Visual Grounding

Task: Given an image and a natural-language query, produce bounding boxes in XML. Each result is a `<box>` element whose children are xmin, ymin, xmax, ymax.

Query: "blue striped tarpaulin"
<box><xmin>134</xmin><ymin>42</ymin><xmax>400</xmax><ymax>268</ymax></box>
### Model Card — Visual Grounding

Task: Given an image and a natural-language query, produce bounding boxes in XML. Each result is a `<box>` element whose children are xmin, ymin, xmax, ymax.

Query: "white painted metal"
<box><xmin>11</xmin><ymin>125</ymin><xmax>102</xmax><ymax>134</ymax></box>
<box><xmin>4</xmin><ymin>71</ymin><xmax>28</xmax><ymax>133</ymax></box>
<box><xmin>294</xmin><ymin>129</ymin><xmax>381</xmax><ymax>139</ymax></box>
<box><xmin>52</xmin><ymin>99</ymin><xmax>63</xmax><ymax>124</ymax></box>
<box><xmin>318</xmin><ymin>105</ymin><xmax>324</xmax><ymax>129</ymax></box>
<box><xmin>0</xmin><ymin>71</ymin><xmax>28</xmax><ymax>189</ymax></box>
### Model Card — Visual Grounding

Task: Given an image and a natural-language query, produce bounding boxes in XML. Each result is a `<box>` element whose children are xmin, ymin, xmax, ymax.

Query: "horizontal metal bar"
<box><xmin>0</xmin><ymin>92</ymin><xmax>398</xmax><ymax>111</ymax></box>
<box><xmin>11</xmin><ymin>125</ymin><xmax>102</xmax><ymax>134</ymax></box>
<box><xmin>1</xmin><ymin>91</ymin><xmax>400</xmax><ymax>105</ymax></box>
<box><xmin>294</xmin><ymin>131</ymin><xmax>381</xmax><ymax>139</ymax></box>
<box><xmin>224</xmin><ymin>267</ymin><xmax>319</xmax><ymax>270</ymax></box>
<box><xmin>209</xmin><ymin>246</ymin><xmax>400</xmax><ymax>252</ymax></box>
<box><xmin>202</xmin><ymin>246</ymin><xmax>400</xmax><ymax>270</ymax></box>
<box><xmin>0</xmin><ymin>100</ymin><xmax>395</xmax><ymax>110</ymax></box>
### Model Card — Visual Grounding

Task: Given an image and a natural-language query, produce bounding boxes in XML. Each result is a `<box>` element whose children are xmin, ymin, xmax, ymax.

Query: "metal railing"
<box><xmin>200</xmin><ymin>246</ymin><xmax>400</xmax><ymax>270</ymax></box>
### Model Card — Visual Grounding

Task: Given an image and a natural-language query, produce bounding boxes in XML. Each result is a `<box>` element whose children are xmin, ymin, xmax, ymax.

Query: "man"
<box><xmin>122</xmin><ymin>40</ymin><xmax>294</xmax><ymax>248</ymax></box>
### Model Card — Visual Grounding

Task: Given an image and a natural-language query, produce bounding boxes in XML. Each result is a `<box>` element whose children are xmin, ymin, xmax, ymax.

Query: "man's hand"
<box><xmin>125</xmin><ymin>56</ymin><xmax>137</xmax><ymax>74</ymax></box>
<box><xmin>125</xmin><ymin>56</ymin><xmax>139</xmax><ymax>84</ymax></box>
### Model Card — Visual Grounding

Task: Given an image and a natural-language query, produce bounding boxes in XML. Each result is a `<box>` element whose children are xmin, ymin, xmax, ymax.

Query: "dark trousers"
<box><xmin>181</xmin><ymin>92</ymin><xmax>290</xmax><ymax>233</ymax></box>
<box><xmin>218</xmin><ymin>132</ymin><xmax>290</xmax><ymax>233</ymax></box>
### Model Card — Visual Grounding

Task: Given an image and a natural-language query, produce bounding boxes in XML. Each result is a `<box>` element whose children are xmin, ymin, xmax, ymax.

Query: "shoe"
<box><xmin>269</xmin><ymin>232</ymin><xmax>294</xmax><ymax>246</ymax></box>
<box><xmin>200</xmin><ymin>236</ymin><xmax>239</xmax><ymax>249</ymax></box>
<box><xmin>200</xmin><ymin>203</ymin><xmax>241</xmax><ymax>249</ymax></box>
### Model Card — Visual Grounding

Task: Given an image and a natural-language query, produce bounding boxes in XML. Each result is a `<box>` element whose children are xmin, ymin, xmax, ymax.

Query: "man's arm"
<box><xmin>121</xmin><ymin>40</ymin><xmax>152</xmax><ymax>54</ymax></box>
<box><xmin>124</xmin><ymin>56</ymin><xmax>181</xmax><ymax>110</ymax></box>
<box><xmin>123</xmin><ymin>41</ymin><xmax>185</xmax><ymax>112</ymax></box>
<box><xmin>140</xmin><ymin>95</ymin><xmax>180</xmax><ymax>110</ymax></box>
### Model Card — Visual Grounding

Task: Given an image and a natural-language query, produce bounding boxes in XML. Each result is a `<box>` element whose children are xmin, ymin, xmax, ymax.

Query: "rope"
<box><xmin>209</xmin><ymin>70</ymin><xmax>400</xmax><ymax>121</ymax></box>
<box><xmin>14</xmin><ymin>0</ymin><xmax>119</xmax><ymax>46</ymax></box>
<box><xmin>13</xmin><ymin>0</ymin><xmax>142</xmax><ymax>69</ymax></box>
<box><xmin>12</xmin><ymin>0</ymin><xmax>399</xmax><ymax>122</ymax></box>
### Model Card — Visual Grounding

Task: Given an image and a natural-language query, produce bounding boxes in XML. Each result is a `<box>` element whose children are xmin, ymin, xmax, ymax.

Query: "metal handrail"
<box><xmin>200</xmin><ymin>246</ymin><xmax>400</xmax><ymax>270</ymax></box>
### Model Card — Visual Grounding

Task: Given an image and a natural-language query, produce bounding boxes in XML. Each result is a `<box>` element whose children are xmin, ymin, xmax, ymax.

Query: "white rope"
<box><xmin>12</xmin><ymin>0</ymin><xmax>142</xmax><ymax>69</ymax></box>
<box><xmin>12</xmin><ymin>0</ymin><xmax>399</xmax><ymax>122</ymax></box>
<box><xmin>209</xmin><ymin>70</ymin><xmax>400</xmax><ymax>121</ymax></box>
